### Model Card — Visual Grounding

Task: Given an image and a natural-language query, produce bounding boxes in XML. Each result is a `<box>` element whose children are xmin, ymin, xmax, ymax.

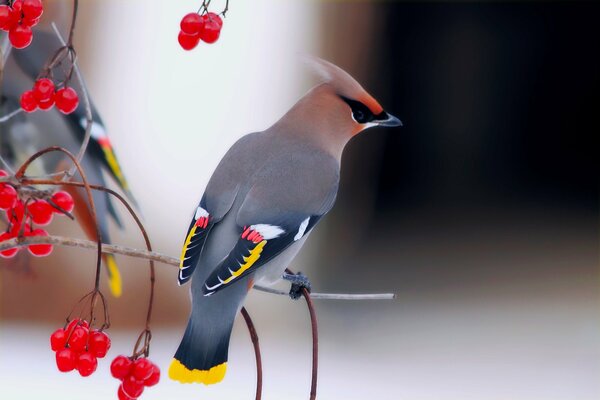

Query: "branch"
<box><xmin>49</xmin><ymin>22</ymin><xmax>93</xmax><ymax>179</ymax></box>
<box><xmin>0</xmin><ymin>235</ymin><xmax>396</xmax><ymax>301</ymax></box>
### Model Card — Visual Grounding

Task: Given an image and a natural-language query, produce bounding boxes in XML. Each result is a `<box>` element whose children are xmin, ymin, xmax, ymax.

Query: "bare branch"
<box><xmin>50</xmin><ymin>22</ymin><xmax>93</xmax><ymax>179</ymax></box>
<box><xmin>0</xmin><ymin>235</ymin><xmax>396</xmax><ymax>301</ymax></box>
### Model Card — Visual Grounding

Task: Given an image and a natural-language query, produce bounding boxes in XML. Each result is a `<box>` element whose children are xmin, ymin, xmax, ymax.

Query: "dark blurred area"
<box><xmin>316</xmin><ymin>1</ymin><xmax>598</xmax><ymax>286</ymax></box>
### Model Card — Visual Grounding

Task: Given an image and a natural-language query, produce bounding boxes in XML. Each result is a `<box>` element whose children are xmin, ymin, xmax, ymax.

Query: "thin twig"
<box><xmin>0</xmin><ymin>107</ymin><xmax>23</xmax><ymax>123</ymax></box>
<box><xmin>49</xmin><ymin>22</ymin><xmax>93</xmax><ymax>179</ymax></box>
<box><xmin>240</xmin><ymin>307</ymin><xmax>262</xmax><ymax>400</ymax></box>
<box><xmin>0</xmin><ymin>234</ymin><xmax>396</xmax><ymax>301</ymax></box>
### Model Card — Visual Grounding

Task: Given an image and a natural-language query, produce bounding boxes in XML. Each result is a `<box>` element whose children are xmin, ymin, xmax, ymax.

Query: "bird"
<box><xmin>169</xmin><ymin>57</ymin><xmax>402</xmax><ymax>385</ymax></box>
<box><xmin>0</xmin><ymin>28</ymin><xmax>136</xmax><ymax>297</ymax></box>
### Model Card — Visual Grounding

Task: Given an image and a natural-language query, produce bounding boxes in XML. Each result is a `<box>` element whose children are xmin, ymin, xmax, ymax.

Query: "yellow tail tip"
<box><xmin>106</xmin><ymin>255</ymin><xmax>122</xmax><ymax>298</ymax></box>
<box><xmin>168</xmin><ymin>358</ymin><xmax>227</xmax><ymax>385</ymax></box>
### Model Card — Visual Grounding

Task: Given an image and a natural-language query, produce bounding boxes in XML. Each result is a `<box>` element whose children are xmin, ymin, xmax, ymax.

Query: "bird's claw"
<box><xmin>283</xmin><ymin>271</ymin><xmax>311</xmax><ymax>300</ymax></box>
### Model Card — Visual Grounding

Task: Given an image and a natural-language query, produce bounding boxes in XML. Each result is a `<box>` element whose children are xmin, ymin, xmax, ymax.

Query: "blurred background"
<box><xmin>1</xmin><ymin>1</ymin><xmax>598</xmax><ymax>399</ymax></box>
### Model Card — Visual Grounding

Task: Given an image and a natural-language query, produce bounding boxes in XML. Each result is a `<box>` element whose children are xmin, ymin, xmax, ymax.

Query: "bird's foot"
<box><xmin>282</xmin><ymin>271</ymin><xmax>311</xmax><ymax>300</ymax></box>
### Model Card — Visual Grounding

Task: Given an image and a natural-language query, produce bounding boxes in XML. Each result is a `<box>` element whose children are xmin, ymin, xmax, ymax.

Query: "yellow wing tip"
<box><xmin>168</xmin><ymin>358</ymin><xmax>227</xmax><ymax>385</ymax></box>
<box><xmin>106</xmin><ymin>255</ymin><xmax>122</xmax><ymax>298</ymax></box>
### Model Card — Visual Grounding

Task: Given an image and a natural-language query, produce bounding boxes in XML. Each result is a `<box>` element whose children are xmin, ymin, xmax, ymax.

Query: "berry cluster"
<box><xmin>20</xmin><ymin>78</ymin><xmax>79</xmax><ymax>114</ymax></box>
<box><xmin>0</xmin><ymin>169</ymin><xmax>74</xmax><ymax>258</ymax></box>
<box><xmin>0</xmin><ymin>0</ymin><xmax>43</xmax><ymax>49</ymax></box>
<box><xmin>178</xmin><ymin>11</ymin><xmax>223</xmax><ymax>51</ymax></box>
<box><xmin>111</xmin><ymin>355</ymin><xmax>160</xmax><ymax>400</ymax></box>
<box><xmin>51</xmin><ymin>319</ymin><xmax>111</xmax><ymax>377</ymax></box>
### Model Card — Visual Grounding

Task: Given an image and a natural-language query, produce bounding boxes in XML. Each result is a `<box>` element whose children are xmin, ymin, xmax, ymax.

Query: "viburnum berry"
<box><xmin>22</xmin><ymin>0</ymin><xmax>43</xmax><ymax>20</ymax></box>
<box><xmin>77</xmin><ymin>352</ymin><xmax>98</xmax><ymax>377</ymax></box>
<box><xmin>0</xmin><ymin>232</ymin><xmax>19</xmax><ymax>258</ymax></box>
<box><xmin>50</xmin><ymin>328</ymin><xmax>68</xmax><ymax>351</ymax></box>
<box><xmin>180</xmin><ymin>12</ymin><xmax>204</xmax><ymax>35</ymax></box>
<box><xmin>89</xmin><ymin>330</ymin><xmax>111</xmax><ymax>358</ymax></box>
<box><xmin>111</xmin><ymin>355</ymin><xmax>133</xmax><ymax>380</ymax></box>
<box><xmin>33</xmin><ymin>78</ymin><xmax>55</xmax><ymax>102</ymax></box>
<box><xmin>68</xmin><ymin>325</ymin><xmax>89</xmax><ymax>352</ymax></box>
<box><xmin>118</xmin><ymin>385</ymin><xmax>134</xmax><ymax>400</ymax></box>
<box><xmin>122</xmin><ymin>375</ymin><xmax>144</xmax><ymax>398</ymax></box>
<box><xmin>51</xmin><ymin>191</ymin><xmax>74</xmax><ymax>213</ymax></box>
<box><xmin>38</xmin><ymin>96</ymin><xmax>54</xmax><ymax>110</ymax></box>
<box><xmin>0</xmin><ymin>5</ymin><xmax>12</xmax><ymax>31</ymax></box>
<box><xmin>199</xmin><ymin>14</ymin><xmax>221</xmax><ymax>44</ymax></box>
<box><xmin>20</xmin><ymin>90</ymin><xmax>38</xmax><ymax>112</ymax></box>
<box><xmin>205</xmin><ymin>12</ymin><xmax>223</xmax><ymax>29</ymax></box>
<box><xmin>132</xmin><ymin>358</ymin><xmax>154</xmax><ymax>381</ymax></box>
<box><xmin>0</xmin><ymin>183</ymin><xmax>18</xmax><ymax>210</ymax></box>
<box><xmin>56</xmin><ymin>348</ymin><xmax>77</xmax><ymax>372</ymax></box>
<box><xmin>66</xmin><ymin>318</ymin><xmax>90</xmax><ymax>332</ymax></box>
<box><xmin>27</xmin><ymin>228</ymin><xmax>53</xmax><ymax>257</ymax></box>
<box><xmin>9</xmin><ymin>25</ymin><xmax>33</xmax><ymax>49</ymax></box>
<box><xmin>143</xmin><ymin>364</ymin><xmax>160</xmax><ymax>387</ymax></box>
<box><xmin>178</xmin><ymin>30</ymin><xmax>200</xmax><ymax>51</ymax></box>
<box><xmin>54</xmin><ymin>87</ymin><xmax>79</xmax><ymax>114</ymax></box>
<box><xmin>27</xmin><ymin>199</ymin><xmax>54</xmax><ymax>225</ymax></box>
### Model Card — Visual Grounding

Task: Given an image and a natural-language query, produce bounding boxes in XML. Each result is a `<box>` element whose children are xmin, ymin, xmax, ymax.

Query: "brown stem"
<box><xmin>286</xmin><ymin>268</ymin><xmax>318</xmax><ymax>400</ymax></box>
<box><xmin>67</xmin><ymin>0</ymin><xmax>79</xmax><ymax>47</ymax></box>
<box><xmin>21</xmin><ymin>177</ymin><xmax>156</xmax><ymax>351</ymax></box>
<box><xmin>241</xmin><ymin>307</ymin><xmax>262</xmax><ymax>400</ymax></box>
<box><xmin>15</xmin><ymin>147</ymin><xmax>103</xmax><ymax>292</ymax></box>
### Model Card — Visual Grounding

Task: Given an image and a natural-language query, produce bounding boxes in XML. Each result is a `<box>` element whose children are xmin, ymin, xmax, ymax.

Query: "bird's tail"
<box><xmin>169</xmin><ymin>278</ymin><xmax>251</xmax><ymax>385</ymax></box>
<box><xmin>104</xmin><ymin>254</ymin><xmax>122</xmax><ymax>298</ymax></box>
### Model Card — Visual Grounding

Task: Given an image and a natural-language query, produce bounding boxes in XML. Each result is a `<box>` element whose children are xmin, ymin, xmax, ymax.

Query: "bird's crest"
<box><xmin>303</xmin><ymin>55</ymin><xmax>383</xmax><ymax>115</ymax></box>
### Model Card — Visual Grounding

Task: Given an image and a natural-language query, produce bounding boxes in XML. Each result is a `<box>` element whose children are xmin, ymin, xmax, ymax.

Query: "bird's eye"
<box><xmin>340</xmin><ymin>96</ymin><xmax>374</xmax><ymax>124</ymax></box>
<box><xmin>353</xmin><ymin>110</ymin><xmax>366</xmax><ymax>123</ymax></box>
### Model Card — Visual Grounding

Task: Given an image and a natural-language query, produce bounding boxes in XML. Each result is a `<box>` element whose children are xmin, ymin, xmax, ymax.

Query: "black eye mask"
<box><xmin>340</xmin><ymin>96</ymin><xmax>388</xmax><ymax>124</ymax></box>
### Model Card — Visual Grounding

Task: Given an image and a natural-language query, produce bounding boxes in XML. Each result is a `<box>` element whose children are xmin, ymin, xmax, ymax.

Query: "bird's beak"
<box><xmin>375</xmin><ymin>112</ymin><xmax>403</xmax><ymax>127</ymax></box>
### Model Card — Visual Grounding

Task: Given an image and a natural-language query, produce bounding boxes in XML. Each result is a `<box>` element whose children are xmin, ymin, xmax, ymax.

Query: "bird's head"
<box><xmin>305</xmin><ymin>56</ymin><xmax>402</xmax><ymax>135</ymax></box>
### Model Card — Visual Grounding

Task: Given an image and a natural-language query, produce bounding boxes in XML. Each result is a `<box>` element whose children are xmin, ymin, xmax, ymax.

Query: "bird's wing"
<box><xmin>177</xmin><ymin>198</ymin><xmax>216</xmax><ymax>285</ymax></box>
<box><xmin>202</xmin><ymin>152</ymin><xmax>339</xmax><ymax>296</ymax></box>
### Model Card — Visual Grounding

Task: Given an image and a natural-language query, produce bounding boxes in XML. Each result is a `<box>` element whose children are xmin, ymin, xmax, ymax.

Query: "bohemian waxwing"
<box><xmin>170</xmin><ymin>57</ymin><xmax>401</xmax><ymax>385</ymax></box>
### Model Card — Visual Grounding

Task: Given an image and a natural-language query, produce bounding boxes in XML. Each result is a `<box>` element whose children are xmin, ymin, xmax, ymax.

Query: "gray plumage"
<box><xmin>171</xmin><ymin>58</ymin><xmax>401</xmax><ymax>385</ymax></box>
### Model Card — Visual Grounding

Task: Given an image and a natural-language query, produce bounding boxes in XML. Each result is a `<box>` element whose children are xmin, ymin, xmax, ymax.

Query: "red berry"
<box><xmin>89</xmin><ymin>330</ymin><xmax>111</xmax><ymax>358</ymax></box>
<box><xmin>55</xmin><ymin>348</ymin><xmax>77</xmax><ymax>372</ymax></box>
<box><xmin>54</xmin><ymin>87</ymin><xmax>79</xmax><ymax>114</ymax></box>
<box><xmin>178</xmin><ymin>30</ymin><xmax>200</xmax><ymax>51</ymax></box>
<box><xmin>0</xmin><ymin>183</ymin><xmax>18</xmax><ymax>209</ymax></box>
<box><xmin>0</xmin><ymin>232</ymin><xmax>19</xmax><ymax>258</ymax></box>
<box><xmin>33</xmin><ymin>78</ymin><xmax>55</xmax><ymax>102</ymax></box>
<box><xmin>66</xmin><ymin>318</ymin><xmax>89</xmax><ymax>332</ymax></box>
<box><xmin>111</xmin><ymin>355</ymin><xmax>133</xmax><ymax>380</ymax></box>
<box><xmin>0</xmin><ymin>5</ymin><xmax>12</xmax><ymax>31</ymax></box>
<box><xmin>143</xmin><ymin>363</ymin><xmax>160</xmax><ymax>387</ymax></box>
<box><xmin>132</xmin><ymin>358</ymin><xmax>154</xmax><ymax>381</ymax></box>
<box><xmin>27</xmin><ymin>199</ymin><xmax>54</xmax><ymax>225</ymax></box>
<box><xmin>51</xmin><ymin>190</ymin><xmax>74</xmax><ymax>213</ymax></box>
<box><xmin>0</xmin><ymin>170</ymin><xmax>8</xmax><ymax>177</ymax></box>
<box><xmin>122</xmin><ymin>375</ymin><xmax>144</xmax><ymax>398</ymax></box>
<box><xmin>77</xmin><ymin>352</ymin><xmax>98</xmax><ymax>377</ymax></box>
<box><xmin>20</xmin><ymin>90</ymin><xmax>38</xmax><ymax>112</ymax></box>
<box><xmin>27</xmin><ymin>228</ymin><xmax>53</xmax><ymax>257</ymax></box>
<box><xmin>22</xmin><ymin>0</ymin><xmax>43</xmax><ymax>19</ymax></box>
<box><xmin>68</xmin><ymin>325</ymin><xmax>89</xmax><ymax>352</ymax></box>
<box><xmin>180</xmin><ymin>12</ymin><xmax>204</xmax><ymax>35</ymax></box>
<box><xmin>50</xmin><ymin>328</ymin><xmax>67</xmax><ymax>351</ymax></box>
<box><xmin>199</xmin><ymin>15</ymin><xmax>221</xmax><ymax>44</ymax></box>
<box><xmin>205</xmin><ymin>12</ymin><xmax>223</xmax><ymax>29</ymax></box>
<box><xmin>21</xmin><ymin>15</ymin><xmax>40</xmax><ymax>27</ymax></box>
<box><xmin>37</xmin><ymin>94</ymin><xmax>55</xmax><ymax>110</ymax></box>
<box><xmin>9</xmin><ymin>25</ymin><xmax>33</xmax><ymax>49</ymax></box>
<box><xmin>118</xmin><ymin>385</ymin><xmax>134</xmax><ymax>400</ymax></box>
